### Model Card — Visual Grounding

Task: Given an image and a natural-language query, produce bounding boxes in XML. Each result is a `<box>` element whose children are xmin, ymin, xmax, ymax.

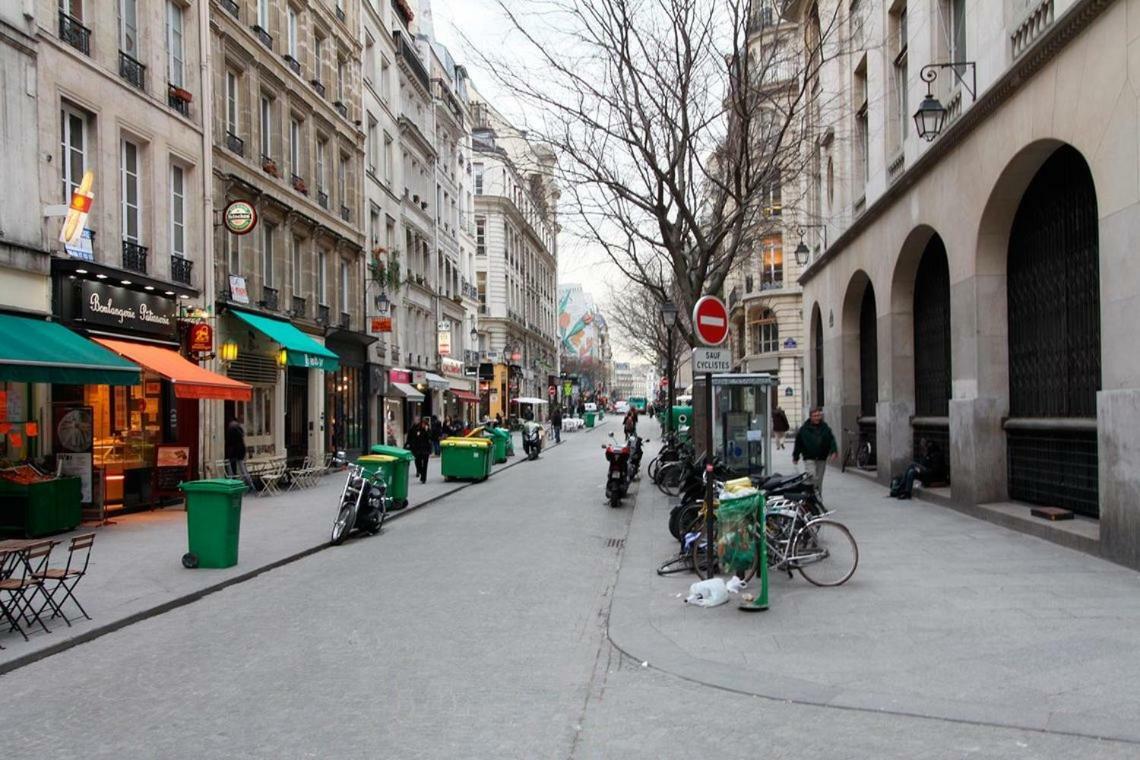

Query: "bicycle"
<box><xmin>841</xmin><ymin>428</ymin><xmax>873</xmax><ymax>473</ymax></box>
<box><xmin>690</xmin><ymin>490</ymin><xmax>858</xmax><ymax>587</ymax></box>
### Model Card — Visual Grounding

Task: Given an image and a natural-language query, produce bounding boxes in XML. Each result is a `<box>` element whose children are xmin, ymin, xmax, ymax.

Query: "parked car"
<box><xmin>615</xmin><ymin>401</ymin><xmax>630</xmax><ymax>414</ymax></box>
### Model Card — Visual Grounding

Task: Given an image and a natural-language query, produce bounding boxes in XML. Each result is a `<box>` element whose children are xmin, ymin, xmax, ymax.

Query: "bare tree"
<box><xmin>604</xmin><ymin>280</ymin><xmax>687</xmax><ymax>375</ymax></box>
<box><xmin>471</xmin><ymin>0</ymin><xmax>840</xmax><ymax>346</ymax></box>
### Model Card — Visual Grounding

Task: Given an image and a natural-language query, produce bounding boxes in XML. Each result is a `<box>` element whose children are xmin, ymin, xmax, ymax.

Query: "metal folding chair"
<box><xmin>33</xmin><ymin>533</ymin><xmax>95</xmax><ymax>624</ymax></box>
<box><xmin>259</xmin><ymin>460</ymin><xmax>287</xmax><ymax>497</ymax></box>
<box><xmin>0</xmin><ymin>540</ymin><xmax>58</xmax><ymax>638</ymax></box>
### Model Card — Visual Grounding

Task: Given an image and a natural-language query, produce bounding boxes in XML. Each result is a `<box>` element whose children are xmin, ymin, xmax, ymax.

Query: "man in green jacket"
<box><xmin>792</xmin><ymin>407</ymin><xmax>839</xmax><ymax>494</ymax></box>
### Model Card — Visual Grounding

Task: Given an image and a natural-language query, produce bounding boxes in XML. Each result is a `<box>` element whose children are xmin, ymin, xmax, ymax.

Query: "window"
<box><xmin>60</xmin><ymin>0</ymin><xmax>83</xmax><ymax>19</ymax></box>
<box><xmin>261</xmin><ymin>224</ymin><xmax>274</xmax><ymax>286</ymax></box>
<box><xmin>752</xmin><ymin>309</ymin><xmax>779</xmax><ymax>354</ymax></box>
<box><xmin>170</xmin><ymin>164</ymin><xmax>185</xmax><ymax>258</ymax></box>
<box><xmin>166</xmin><ymin>1</ymin><xmax>184</xmax><ymax>86</ymax></box>
<box><xmin>226</xmin><ymin>231</ymin><xmax>240</xmax><ymax>274</ymax></box>
<box><xmin>60</xmin><ymin>105</ymin><xmax>88</xmax><ymax>202</ymax></box>
<box><xmin>380</xmin><ymin>57</ymin><xmax>391</xmax><ymax>101</ymax></box>
<box><xmin>363</xmin><ymin>36</ymin><xmax>374</xmax><ymax>83</ymax></box>
<box><xmin>383</xmin><ymin>133</ymin><xmax>393</xmax><ymax>183</ymax></box>
<box><xmin>338</xmin><ymin>154</ymin><xmax>348</xmax><ymax>204</ymax></box>
<box><xmin>473</xmin><ymin>163</ymin><xmax>484</xmax><ymax>194</ymax></box>
<box><xmin>225</xmin><ymin>71</ymin><xmax>239</xmax><ymax>134</ymax></box>
<box><xmin>476</xmin><ymin>271</ymin><xmax>486</xmax><ymax>306</ymax></box>
<box><xmin>475</xmin><ymin>217</ymin><xmax>486</xmax><ymax>255</ymax></box>
<box><xmin>762</xmin><ymin>174</ymin><xmax>782</xmax><ymax>215</ymax></box>
<box><xmin>235</xmin><ymin>386</ymin><xmax>273</xmax><ymax>441</ymax></box>
<box><xmin>889</xmin><ymin>4</ymin><xmax>908</xmax><ymax>155</ymax></box>
<box><xmin>120</xmin><ymin>0</ymin><xmax>139</xmax><ymax>57</ymax></box>
<box><xmin>369</xmin><ymin>208</ymin><xmax>380</xmax><ymax>247</ymax></box>
<box><xmin>314</xmin><ymin>34</ymin><xmax>324</xmax><ymax>81</ymax></box>
<box><xmin>336</xmin><ymin>57</ymin><xmax>346</xmax><ymax>101</ymax></box>
<box><xmin>260</xmin><ymin>95</ymin><xmax>273</xmax><ymax>160</ymax></box>
<box><xmin>941</xmin><ymin>0</ymin><xmax>967</xmax><ymax>81</ymax></box>
<box><xmin>291</xmin><ymin>236</ymin><xmax>302</xmax><ymax>294</ymax></box>
<box><xmin>854</xmin><ymin>57</ymin><xmax>869</xmax><ymax>191</ymax></box>
<box><xmin>289</xmin><ymin>117</ymin><xmax>301</xmax><ymax>178</ymax></box>
<box><xmin>367</xmin><ymin>116</ymin><xmax>378</xmax><ymax>174</ymax></box>
<box><xmin>760</xmin><ymin>237</ymin><xmax>783</xmax><ymax>288</ymax></box>
<box><xmin>257</xmin><ymin>0</ymin><xmax>269</xmax><ymax>29</ymax></box>
<box><xmin>121</xmin><ymin>139</ymin><xmax>141</xmax><ymax>244</ymax></box>
<box><xmin>316</xmin><ymin>138</ymin><xmax>327</xmax><ymax>191</ymax></box>
<box><xmin>317</xmin><ymin>250</ymin><xmax>327</xmax><ymax>304</ymax></box>
<box><xmin>339</xmin><ymin>260</ymin><xmax>348</xmax><ymax>311</ymax></box>
<box><xmin>286</xmin><ymin>6</ymin><xmax>298</xmax><ymax>59</ymax></box>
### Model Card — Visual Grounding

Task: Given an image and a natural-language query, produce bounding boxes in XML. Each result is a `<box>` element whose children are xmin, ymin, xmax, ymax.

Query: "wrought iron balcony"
<box><xmin>291</xmin><ymin>295</ymin><xmax>306</xmax><ymax>318</ymax></box>
<box><xmin>340</xmin><ymin>205</ymin><xmax>350</xmax><ymax>222</ymax></box>
<box><xmin>759</xmin><ymin>278</ymin><xmax>784</xmax><ymax>291</ymax></box>
<box><xmin>119</xmin><ymin>51</ymin><xmax>146</xmax><ymax>90</ymax></box>
<box><xmin>261</xmin><ymin>286</ymin><xmax>279</xmax><ymax>311</ymax></box>
<box><xmin>221</xmin><ymin>0</ymin><xmax>239</xmax><ymax>19</ymax></box>
<box><xmin>336</xmin><ymin>5</ymin><xmax>346</xmax><ymax>22</ymax></box>
<box><xmin>334</xmin><ymin>101</ymin><xmax>348</xmax><ymax>119</ymax></box>
<box><xmin>339</xmin><ymin>312</ymin><xmax>350</xmax><ymax>329</ymax></box>
<box><xmin>171</xmin><ymin>255</ymin><xmax>193</xmax><ymax>285</ymax></box>
<box><xmin>310</xmin><ymin>79</ymin><xmax>326</xmax><ymax>98</ymax></box>
<box><xmin>168</xmin><ymin>85</ymin><xmax>191</xmax><ymax>117</ymax></box>
<box><xmin>226</xmin><ymin>131</ymin><xmax>244</xmax><ymax>156</ymax></box>
<box><xmin>317</xmin><ymin>304</ymin><xmax>330</xmax><ymax>324</ymax></box>
<box><xmin>58</xmin><ymin>12</ymin><xmax>91</xmax><ymax>56</ymax></box>
<box><xmin>283</xmin><ymin>54</ymin><xmax>301</xmax><ymax>76</ymax></box>
<box><xmin>122</xmin><ymin>241</ymin><xmax>148</xmax><ymax>274</ymax></box>
<box><xmin>393</xmin><ymin>31</ymin><xmax>430</xmax><ymax>92</ymax></box>
<box><xmin>251</xmin><ymin>24</ymin><xmax>272</xmax><ymax>49</ymax></box>
<box><xmin>317</xmin><ymin>190</ymin><xmax>329</xmax><ymax>209</ymax></box>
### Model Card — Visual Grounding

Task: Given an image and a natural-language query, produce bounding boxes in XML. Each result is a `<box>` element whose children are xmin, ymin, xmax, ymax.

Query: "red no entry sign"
<box><xmin>692</xmin><ymin>296</ymin><xmax>729</xmax><ymax>346</ymax></box>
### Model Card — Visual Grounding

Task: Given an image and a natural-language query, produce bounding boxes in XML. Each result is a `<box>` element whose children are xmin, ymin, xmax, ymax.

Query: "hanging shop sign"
<box><xmin>186</xmin><ymin>322</ymin><xmax>214</xmax><ymax>354</ymax></box>
<box><xmin>437</xmin><ymin>321</ymin><xmax>452</xmax><ymax>357</ymax></box>
<box><xmin>389</xmin><ymin>368</ymin><xmax>412</xmax><ymax>384</ymax></box>
<box><xmin>64</xmin><ymin>228</ymin><xmax>95</xmax><ymax>261</ymax></box>
<box><xmin>79</xmin><ymin>281</ymin><xmax>176</xmax><ymax>338</ymax></box>
<box><xmin>60</xmin><ymin>171</ymin><xmax>94</xmax><ymax>247</ymax></box>
<box><xmin>441</xmin><ymin>357</ymin><xmax>464</xmax><ymax>376</ymax></box>
<box><xmin>223</xmin><ymin>200</ymin><xmax>258</xmax><ymax>236</ymax></box>
<box><xmin>228</xmin><ymin>275</ymin><xmax>250</xmax><ymax>304</ymax></box>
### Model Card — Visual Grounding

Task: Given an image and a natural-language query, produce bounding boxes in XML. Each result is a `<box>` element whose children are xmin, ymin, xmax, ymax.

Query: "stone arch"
<box><xmin>840</xmin><ymin>270</ymin><xmax>878</xmax><ymax>465</ymax></box>
<box><xmin>810</xmin><ymin>302</ymin><xmax>824</xmax><ymax>409</ymax></box>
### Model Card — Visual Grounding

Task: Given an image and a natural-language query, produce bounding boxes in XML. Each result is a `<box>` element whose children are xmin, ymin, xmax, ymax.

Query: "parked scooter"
<box><xmin>603</xmin><ymin>432</ymin><xmax>631</xmax><ymax>508</ymax></box>
<box><xmin>330</xmin><ymin>463</ymin><xmax>390</xmax><ymax>545</ymax></box>
<box><xmin>627</xmin><ymin>434</ymin><xmax>646</xmax><ymax>479</ymax></box>
<box><xmin>522</xmin><ymin>420</ymin><xmax>543</xmax><ymax>461</ymax></box>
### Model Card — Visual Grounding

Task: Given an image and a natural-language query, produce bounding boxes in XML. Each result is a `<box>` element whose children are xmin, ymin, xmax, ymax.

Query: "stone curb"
<box><xmin>0</xmin><ymin>427</ymin><xmax>596</xmax><ymax>676</ymax></box>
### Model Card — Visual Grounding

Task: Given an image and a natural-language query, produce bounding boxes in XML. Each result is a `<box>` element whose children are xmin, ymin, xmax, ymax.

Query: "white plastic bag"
<box><xmin>725</xmin><ymin>576</ymin><xmax>747</xmax><ymax>594</ymax></box>
<box><xmin>685</xmin><ymin>578</ymin><xmax>729</xmax><ymax>607</ymax></box>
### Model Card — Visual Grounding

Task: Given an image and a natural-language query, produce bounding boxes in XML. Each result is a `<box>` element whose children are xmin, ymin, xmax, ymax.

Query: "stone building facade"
<box><xmin>793</xmin><ymin>0</ymin><xmax>1140</xmax><ymax>567</ymax></box>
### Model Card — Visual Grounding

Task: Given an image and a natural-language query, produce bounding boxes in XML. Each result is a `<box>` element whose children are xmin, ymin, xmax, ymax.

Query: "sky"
<box><xmin>426</xmin><ymin>0</ymin><xmax>641</xmax><ymax>361</ymax></box>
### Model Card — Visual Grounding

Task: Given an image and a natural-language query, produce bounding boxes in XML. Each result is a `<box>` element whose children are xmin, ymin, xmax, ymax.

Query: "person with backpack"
<box><xmin>792</xmin><ymin>407</ymin><xmax>838</xmax><ymax>495</ymax></box>
<box><xmin>772</xmin><ymin>406</ymin><xmax>790</xmax><ymax>450</ymax></box>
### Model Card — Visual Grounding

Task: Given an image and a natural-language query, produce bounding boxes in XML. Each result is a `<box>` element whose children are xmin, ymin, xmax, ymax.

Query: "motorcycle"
<box><xmin>330</xmin><ymin>463</ymin><xmax>390</xmax><ymax>545</ymax></box>
<box><xmin>603</xmin><ymin>432</ymin><xmax>631</xmax><ymax>508</ymax></box>
<box><xmin>522</xmin><ymin>421</ymin><xmax>543</xmax><ymax>461</ymax></box>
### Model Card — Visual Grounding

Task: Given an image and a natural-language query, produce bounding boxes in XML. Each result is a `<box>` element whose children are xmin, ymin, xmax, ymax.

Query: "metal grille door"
<box><xmin>859</xmin><ymin>286</ymin><xmax>878</xmax><ymax>417</ymax></box>
<box><xmin>913</xmin><ymin>237</ymin><xmax>951</xmax><ymax>417</ymax></box>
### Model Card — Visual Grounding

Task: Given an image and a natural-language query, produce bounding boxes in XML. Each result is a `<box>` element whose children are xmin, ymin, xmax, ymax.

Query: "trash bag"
<box><xmin>715</xmin><ymin>493</ymin><xmax>764</xmax><ymax>578</ymax></box>
<box><xmin>686</xmin><ymin>578</ymin><xmax>729</xmax><ymax>607</ymax></box>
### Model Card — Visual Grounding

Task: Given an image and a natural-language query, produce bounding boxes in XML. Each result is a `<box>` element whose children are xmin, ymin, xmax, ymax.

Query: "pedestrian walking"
<box><xmin>495</xmin><ymin>413</ymin><xmax>503</xmax><ymax>429</ymax></box>
<box><xmin>405</xmin><ymin>418</ymin><xmax>433</xmax><ymax>484</ymax></box>
<box><xmin>430</xmin><ymin>415</ymin><xmax>442</xmax><ymax>456</ymax></box>
<box><xmin>792</xmin><ymin>407</ymin><xmax>838</xmax><ymax>495</ymax></box>
<box><xmin>772</xmin><ymin>406</ymin><xmax>790</xmax><ymax>450</ymax></box>
<box><xmin>225</xmin><ymin>413</ymin><xmax>254</xmax><ymax>490</ymax></box>
<box><xmin>623</xmin><ymin>409</ymin><xmax>638</xmax><ymax>437</ymax></box>
<box><xmin>551</xmin><ymin>406</ymin><xmax>563</xmax><ymax>443</ymax></box>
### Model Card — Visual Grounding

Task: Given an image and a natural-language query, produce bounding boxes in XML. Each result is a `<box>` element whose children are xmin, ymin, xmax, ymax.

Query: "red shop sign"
<box><xmin>188</xmin><ymin>323</ymin><xmax>214</xmax><ymax>353</ymax></box>
<box><xmin>389</xmin><ymin>369</ymin><xmax>412</xmax><ymax>383</ymax></box>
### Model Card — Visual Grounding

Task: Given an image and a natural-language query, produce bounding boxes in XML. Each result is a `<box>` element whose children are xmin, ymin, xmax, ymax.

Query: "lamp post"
<box><xmin>660</xmin><ymin>301</ymin><xmax>679</xmax><ymax>435</ymax></box>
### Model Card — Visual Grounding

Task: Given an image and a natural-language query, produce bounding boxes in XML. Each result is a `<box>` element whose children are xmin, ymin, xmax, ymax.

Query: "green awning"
<box><xmin>0</xmin><ymin>314</ymin><xmax>140</xmax><ymax>385</ymax></box>
<box><xmin>230</xmin><ymin>310</ymin><xmax>340</xmax><ymax>372</ymax></box>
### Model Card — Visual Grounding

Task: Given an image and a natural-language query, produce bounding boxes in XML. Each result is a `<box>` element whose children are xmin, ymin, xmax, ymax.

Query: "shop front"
<box><xmin>324</xmin><ymin>331</ymin><xmax>374</xmax><ymax>459</ymax></box>
<box><xmin>440</xmin><ymin>358</ymin><xmax>478</xmax><ymax>426</ymax></box>
<box><xmin>50</xmin><ymin>263</ymin><xmax>247</xmax><ymax>515</ymax></box>
<box><xmin>388</xmin><ymin>368</ymin><xmax>424</xmax><ymax>439</ymax></box>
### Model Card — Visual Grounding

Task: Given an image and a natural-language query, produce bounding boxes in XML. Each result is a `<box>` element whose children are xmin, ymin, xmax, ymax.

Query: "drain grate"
<box><xmin>606</xmin><ymin>538</ymin><xmax>625</xmax><ymax>549</ymax></box>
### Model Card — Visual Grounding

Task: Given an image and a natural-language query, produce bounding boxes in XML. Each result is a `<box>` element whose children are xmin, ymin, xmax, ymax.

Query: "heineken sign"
<box><xmin>79</xmin><ymin>281</ymin><xmax>177</xmax><ymax>338</ymax></box>
<box><xmin>223</xmin><ymin>200</ymin><xmax>258</xmax><ymax>236</ymax></box>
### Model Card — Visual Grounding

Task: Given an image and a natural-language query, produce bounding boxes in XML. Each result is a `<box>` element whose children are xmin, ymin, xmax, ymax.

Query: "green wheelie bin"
<box><xmin>368</xmin><ymin>444</ymin><xmax>415</xmax><ymax>509</ymax></box>
<box><xmin>180</xmin><ymin>479</ymin><xmax>246</xmax><ymax>569</ymax></box>
<box><xmin>483</xmin><ymin>427</ymin><xmax>510</xmax><ymax>463</ymax></box>
<box><xmin>441</xmin><ymin>437</ymin><xmax>492</xmax><ymax>481</ymax></box>
<box><xmin>584</xmin><ymin>411</ymin><xmax>596</xmax><ymax>428</ymax></box>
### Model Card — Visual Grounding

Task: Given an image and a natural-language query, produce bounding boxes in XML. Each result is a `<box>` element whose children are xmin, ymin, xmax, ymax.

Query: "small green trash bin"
<box><xmin>180</xmin><ymin>479</ymin><xmax>246</xmax><ymax>569</ymax></box>
<box><xmin>441</xmin><ymin>437</ymin><xmax>492</xmax><ymax>480</ymax></box>
<box><xmin>483</xmin><ymin>428</ymin><xmax>510</xmax><ymax>463</ymax></box>
<box><xmin>584</xmin><ymin>411</ymin><xmax>596</xmax><ymax>428</ymax></box>
<box><xmin>365</xmin><ymin>446</ymin><xmax>415</xmax><ymax>509</ymax></box>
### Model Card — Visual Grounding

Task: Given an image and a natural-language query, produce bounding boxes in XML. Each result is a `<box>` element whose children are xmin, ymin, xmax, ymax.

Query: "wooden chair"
<box><xmin>33</xmin><ymin>533</ymin><xmax>95</xmax><ymax>624</ymax></box>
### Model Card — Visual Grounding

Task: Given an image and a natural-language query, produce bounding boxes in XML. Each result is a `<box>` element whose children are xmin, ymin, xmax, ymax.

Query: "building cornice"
<box><xmin>799</xmin><ymin>0</ymin><xmax>1113</xmax><ymax>286</ymax></box>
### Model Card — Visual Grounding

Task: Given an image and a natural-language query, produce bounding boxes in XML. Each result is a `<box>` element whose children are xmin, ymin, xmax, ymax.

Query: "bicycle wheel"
<box><xmin>689</xmin><ymin>526</ymin><xmax>720</xmax><ymax>580</ymax></box>
<box><xmin>792</xmin><ymin>519</ymin><xmax>858</xmax><ymax>586</ymax></box>
<box><xmin>657</xmin><ymin>464</ymin><xmax>683</xmax><ymax>497</ymax></box>
<box><xmin>648</xmin><ymin>457</ymin><xmax>661</xmax><ymax>482</ymax></box>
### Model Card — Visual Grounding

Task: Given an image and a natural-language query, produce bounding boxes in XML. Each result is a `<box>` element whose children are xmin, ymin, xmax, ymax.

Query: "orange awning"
<box><xmin>95</xmin><ymin>339</ymin><xmax>252</xmax><ymax>401</ymax></box>
<box><xmin>450</xmin><ymin>389</ymin><xmax>479</xmax><ymax>403</ymax></box>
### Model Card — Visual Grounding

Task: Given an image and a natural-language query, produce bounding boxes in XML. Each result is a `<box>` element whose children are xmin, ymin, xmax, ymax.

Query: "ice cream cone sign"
<box><xmin>60</xmin><ymin>170</ymin><xmax>94</xmax><ymax>246</ymax></box>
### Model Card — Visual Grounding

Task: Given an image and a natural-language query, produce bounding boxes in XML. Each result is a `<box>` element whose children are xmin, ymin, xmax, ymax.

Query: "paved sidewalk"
<box><xmin>0</xmin><ymin>427</ymin><xmax>590</xmax><ymax>670</ymax></box>
<box><xmin>609</xmin><ymin>443</ymin><xmax>1140</xmax><ymax>743</ymax></box>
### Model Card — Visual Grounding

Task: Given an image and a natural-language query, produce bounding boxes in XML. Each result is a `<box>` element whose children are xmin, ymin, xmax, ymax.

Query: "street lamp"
<box><xmin>794</xmin><ymin>225</ymin><xmax>829</xmax><ymax>266</ymax></box>
<box><xmin>913</xmin><ymin>62</ymin><xmax>976</xmax><ymax>141</ymax></box>
<box><xmin>659</xmin><ymin>301</ymin><xmax>678</xmax><ymax>435</ymax></box>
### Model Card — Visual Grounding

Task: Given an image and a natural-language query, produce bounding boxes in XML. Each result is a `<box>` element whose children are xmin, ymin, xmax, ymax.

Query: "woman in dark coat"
<box><xmin>772</xmin><ymin>406</ymin><xmax>790</xmax><ymax>450</ymax></box>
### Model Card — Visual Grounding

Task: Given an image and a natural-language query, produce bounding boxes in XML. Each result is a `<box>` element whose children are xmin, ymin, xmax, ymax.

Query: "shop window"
<box><xmin>235</xmin><ymin>385</ymin><xmax>273</xmax><ymax>444</ymax></box>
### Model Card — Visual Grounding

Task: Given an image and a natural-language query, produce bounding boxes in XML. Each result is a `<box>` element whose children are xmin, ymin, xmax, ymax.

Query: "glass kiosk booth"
<box><xmin>692</xmin><ymin>373</ymin><xmax>777</xmax><ymax>479</ymax></box>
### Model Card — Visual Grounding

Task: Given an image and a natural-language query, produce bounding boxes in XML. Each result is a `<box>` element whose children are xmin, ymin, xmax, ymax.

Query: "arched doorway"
<box><xmin>858</xmin><ymin>284</ymin><xmax>878</xmax><ymax>466</ymax></box>
<box><xmin>913</xmin><ymin>236</ymin><xmax>951</xmax><ymax>481</ymax></box>
<box><xmin>1006</xmin><ymin>145</ymin><xmax>1100</xmax><ymax>515</ymax></box>
<box><xmin>811</xmin><ymin>304</ymin><xmax>824</xmax><ymax>408</ymax></box>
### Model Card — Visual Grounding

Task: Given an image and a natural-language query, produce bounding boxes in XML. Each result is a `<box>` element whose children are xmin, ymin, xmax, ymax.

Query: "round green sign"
<box><xmin>224</xmin><ymin>200</ymin><xmax>258</xmax><ymax>236</ymax></box>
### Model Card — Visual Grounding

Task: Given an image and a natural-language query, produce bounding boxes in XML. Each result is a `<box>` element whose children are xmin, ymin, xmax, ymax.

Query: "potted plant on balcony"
<box><xmin>262</xmin><ymin>157</ymin><xmax>279</xmax><ymax>177</ymax></box>
<box><xmin>388</xmin><ymin>260</ymin><xmax>401</xmax><ymax>289</ymax></box>
<box><xmin>168</xmin><ymin>84</ymin><xmax>193</xmax><ymax>103</ymax></box>
<box><xmin>292</xmin><ymin>176</ymin><xmax>308</xmax><ymax>194</ymax></box>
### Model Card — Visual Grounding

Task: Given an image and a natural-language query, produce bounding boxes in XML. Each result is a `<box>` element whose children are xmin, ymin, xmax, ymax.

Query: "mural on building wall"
<box><xmin>558</xmin><ymin>286</ymin><xmax>600</xmax><ymax>360</ymax></box>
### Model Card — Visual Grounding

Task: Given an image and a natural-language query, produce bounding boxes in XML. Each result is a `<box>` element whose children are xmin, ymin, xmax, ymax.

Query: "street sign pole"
<box><xmin>691</xmin><ymin>295</ymin><xmax>729</xmax><ymax>579</ymax></box>
<box><xmin>704</xmin><ymin>367</ymin><xmax>714</xmax><ymax>576</ymax></box>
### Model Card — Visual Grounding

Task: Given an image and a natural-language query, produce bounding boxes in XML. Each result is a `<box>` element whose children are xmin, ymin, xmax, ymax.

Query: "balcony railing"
<box><xmin>317</xmin><ymin>191</ymin><xmax>329</xmax><ymax>209</ymax></box>
<box><xmin>168</xmin><ymin>85</ymin><xmax>191</xmax><ymax>117</ymax></box>
<box><xmin>393</xmin><ymin>31</ymin><xmax>431</xmax><ymax>92</ymax></box>
<box><xmin>226</xmin><ymin>131</ymin><xmax>244</xmax><ymax>156</ymax></box>
<box><xmin>317</xmin><ymin>304</ymin><xmax>330</xmax><ymax>324</ymax></box>
<box><xmin>119</xmin><ymin>51</ymin><xmax>146</xmax><ymax>90</ymax></box>
<box><xmin>339</xmin><ymin>312</ymin><xmax>350</xmax><ymax>329</ymax></box>
<box><xmin>58</xmin><ymin>12</ymin><xmax>91</xmax><ymax>56</ymax></box>
<box><xmin>122</xmin><ymin>241</ymin><xmax>148</xmax><ymax>274</ymax></box>
<box><xmin>759</xmin><ymin>278</ymin><xmax>784</xmax><ymax>291</ymax></box>
<box><xmin>261</xmin><ymin>286</ymin><xmax>279</xmax><ymax>311</ymax></box>
<box><xmin>283</xmin><ymin>54</ymin><xmax>301</xmax><ymax>76</ymax></box>
<box><xmin>171</xmin><ymin>255</ymin><xmax>193</xmax><ymax>285</ymax></box>
<box><xmin>340</xmin><ymin>205</ymin><xmax>350</xmax><ymax>222</ymax></box>
<box><xmin>221</xmin><ymin>0</ymin><xmax>239</xmax><ymax>19</ymax></box>
<box><xmin>291</xmin><ymin>295</ymin><xmax>307</xmax><ymax>318</ymax></box>
<box><xmin>310</xmin><ymin>79</ymin><xmax>326</xmax><ymax>98</ymax></box>
<box><xmin>251</xmin><ymin>24</ymin><xmax>272</xmax><ymax>49</ymax></box>
<box><xmin>336</xmin><ymin>5</ymin><xmax>346</xmax><ymax>22</ymax></box>
<box><xmin>334</xmin><ymin>101</ymin><xmax>348</xmax><ymax>119</ymax></box>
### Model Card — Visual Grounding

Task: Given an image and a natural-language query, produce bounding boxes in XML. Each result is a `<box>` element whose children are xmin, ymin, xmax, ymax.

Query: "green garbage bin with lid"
<box><xmin>180</xmin><ymin>479</ymin><xmax>246</xmax><ymax>569</ymax></box>
<box><xmin>441</xmin><ymin>437</ymin><xmax>492</xmax><ymax>480</ymax></box>
<box><xmin>483</xmin><ymin>427</ymin><xmax>510</xmax><ymax>464</ymax></box>
<box><xmin>365</xmin><ymin>446</ymin><xmax>416</xmax><ymax>509</ymax></box>
<box><xmin>584</xmin><ymin>411</ymin><xmax>596</xmax><ymax>428</ymax></box>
